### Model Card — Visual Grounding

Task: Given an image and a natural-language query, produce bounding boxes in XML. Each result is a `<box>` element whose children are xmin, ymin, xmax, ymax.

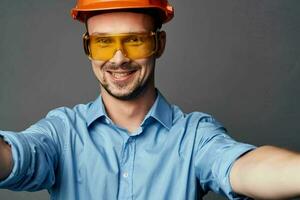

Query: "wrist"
<box><xmin>0</xmin><ymin>137</ymin><xmax>13</xmax><ymax>180</ymax></box>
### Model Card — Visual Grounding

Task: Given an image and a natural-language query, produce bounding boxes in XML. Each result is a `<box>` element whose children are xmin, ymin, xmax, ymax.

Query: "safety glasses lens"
<box><xmin>87</xmin><ymin>32</ymin><xmax>157</xmax><ymax>60</ymax></box>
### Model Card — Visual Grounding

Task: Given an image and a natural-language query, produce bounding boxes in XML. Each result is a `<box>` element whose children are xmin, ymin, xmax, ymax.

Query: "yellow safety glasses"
<box><xmin>83</xmin><ymin>31</ymin><xmax>159</xmax><ymax>61</ymax></box>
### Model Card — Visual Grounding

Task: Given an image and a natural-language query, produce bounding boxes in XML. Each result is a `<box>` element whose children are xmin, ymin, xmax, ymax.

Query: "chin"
<box><xmin>105</xmin><ymin>85</ymin><xmax>147</xmax><ymax>101</ymax></box>
<box><xmin>109</xmin><ymin>91</ymin><xmax>138</xmax><ymax>100</ymax></box>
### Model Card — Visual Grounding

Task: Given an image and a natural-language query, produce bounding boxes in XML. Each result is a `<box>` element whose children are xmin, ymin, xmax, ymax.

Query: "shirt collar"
<box><xmin>86</xmin><ymin>95</ymin><xmax>107</xmax><ymax>127</ymax></box>
<box><xmin>86</xmin><ymin>90</ymin><xmax>173</xmax><ymax>129</ymax></box>
<box><xmin>143</xmin><ymin>91</ymin><xmax>173</xmax><ymax>130</ymax></box>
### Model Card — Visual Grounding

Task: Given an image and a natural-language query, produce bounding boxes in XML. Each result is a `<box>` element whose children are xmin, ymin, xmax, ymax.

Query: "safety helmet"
<box><xmin>71</xmin><ymin>0</ymin><xmax>174</xmax><ymax>24</ymax></box>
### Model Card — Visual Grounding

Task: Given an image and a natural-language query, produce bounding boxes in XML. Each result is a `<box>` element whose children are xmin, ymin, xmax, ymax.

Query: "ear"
<box><xmin>155</xmin><ymin>31</ymin><xmax>166</xmax><ymax>58</ymax></box>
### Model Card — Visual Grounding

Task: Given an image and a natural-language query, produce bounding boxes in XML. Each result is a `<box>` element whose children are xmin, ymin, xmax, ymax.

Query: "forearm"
<box><xmin>0</xmin><ymin>137</ymin><xmax>13</xmax><ymax>180</ymax></box>
<box><xmin>230</xmin><ymin>145</ymin><xmax>300</xmax><ymax>199</ymax></box>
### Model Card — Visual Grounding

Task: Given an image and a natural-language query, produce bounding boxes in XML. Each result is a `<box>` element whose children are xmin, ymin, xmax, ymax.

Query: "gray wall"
<box><xmin>0</xmin><ymin>0</ymin><xmax>299</xmax><ymax>199</ymax></box>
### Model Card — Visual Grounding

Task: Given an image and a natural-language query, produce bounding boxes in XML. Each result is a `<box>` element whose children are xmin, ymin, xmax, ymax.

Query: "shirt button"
<box><xmin>123</xmin><ymin>172</ymin><xmax>129</xmax><ymax>178</ymax></box>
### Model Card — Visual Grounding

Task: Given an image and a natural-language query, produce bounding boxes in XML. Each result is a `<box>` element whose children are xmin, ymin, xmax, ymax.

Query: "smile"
<box><xmin>107</xmin><ymin>70</ymin><xmax>137</xmax><ymax>81</ymax></box>
<box><xmin>111</xmin><ymin>71</ymin><xmax>134</xmax><ymax>78</ymax></box>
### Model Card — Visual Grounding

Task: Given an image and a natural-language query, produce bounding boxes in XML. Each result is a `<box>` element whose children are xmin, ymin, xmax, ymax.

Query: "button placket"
<box><xmin>118</xmin><ymin>136</ymin><xmax>135</xmax><ymax>199</ymax></box>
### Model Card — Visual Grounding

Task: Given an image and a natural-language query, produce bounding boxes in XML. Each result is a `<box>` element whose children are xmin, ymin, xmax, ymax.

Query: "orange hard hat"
<box><xmin>71</xmin><ymin>0</ymin><xmax>174</xmax><ymax>24</ymax></box>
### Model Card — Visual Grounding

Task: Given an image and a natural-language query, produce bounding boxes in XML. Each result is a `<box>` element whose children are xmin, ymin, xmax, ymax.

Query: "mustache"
<box><xmin>103</xmin><ymin>63</ymin><xmax>139</xmax><ymax>71</ymax></box>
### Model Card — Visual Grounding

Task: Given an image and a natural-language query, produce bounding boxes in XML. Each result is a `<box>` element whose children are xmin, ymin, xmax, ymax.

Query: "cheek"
<box><xmin>137</xmin><ymin>58</ymin><xmax>155</xmax><ymax>74</ymax></box>
<box><xmin>91</xmin><ymin>61</ymin><xmax>105</xmax><ymax>80</ymax></box>
<box><xmin>144</xmin><ymin>61</ymin><xmax>155</xmax><ymax>77</ymax></box>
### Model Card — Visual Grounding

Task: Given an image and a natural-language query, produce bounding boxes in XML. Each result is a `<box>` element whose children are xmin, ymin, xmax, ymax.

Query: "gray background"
<box><xmin>0</xmin><ymin>0</ymin><xmax>299</xmax><ymax>199</ymax></box>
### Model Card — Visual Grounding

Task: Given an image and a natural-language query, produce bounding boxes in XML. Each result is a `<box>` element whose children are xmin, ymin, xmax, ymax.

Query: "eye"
<box><xmin>95</xmin><ymin>37</ymin><xmax>113</xmax><ymax>45</ymax></box>
<box><xmin>125</xmin><ymin>36</ymin><xmax>144</xmax><ymax>45</ymax></box>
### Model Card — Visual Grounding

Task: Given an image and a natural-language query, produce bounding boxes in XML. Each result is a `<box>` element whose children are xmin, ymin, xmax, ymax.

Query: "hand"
<box><xmin>0</xmin><ymin>137</ymin><xmax>13</xmax><ymax>180</ymax></box>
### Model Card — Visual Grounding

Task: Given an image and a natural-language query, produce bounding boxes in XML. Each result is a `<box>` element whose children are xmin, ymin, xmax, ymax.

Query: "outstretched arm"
<box><xmin>230</xmin><ymin>145</ymin><xmax>300</xmax><ymax>199</ymax></box>
<box><xmin>0</xmin><ymin>114</ymin><xmax>63</xmax><ymax>191</ymax></box>
<box><xmin>0</xmin><ymin>137</ymin><xmax>13</xmax><ymax>180</ymax></box>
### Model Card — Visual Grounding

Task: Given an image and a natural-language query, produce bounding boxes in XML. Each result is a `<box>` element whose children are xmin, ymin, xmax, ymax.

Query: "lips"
<box><xmin>111</xmin><ymin>71</ymin><xmax>133</xmax><ymax>78</ymax></box>
<box><xmin>107</xmin><ymin>70</ymin><xmax>137</xmax><ymax>81</ymax></box>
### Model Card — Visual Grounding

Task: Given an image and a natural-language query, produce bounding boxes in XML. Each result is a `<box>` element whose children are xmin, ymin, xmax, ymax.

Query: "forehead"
<box><xmin>87</xmin><ymin>12</ymin><xmax>155</xmax><ymax>34</ymax></box>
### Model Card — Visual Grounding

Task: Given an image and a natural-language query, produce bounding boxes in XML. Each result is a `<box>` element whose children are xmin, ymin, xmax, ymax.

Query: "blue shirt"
<box><xmin>0</xmin><ymin>91</ymin><xmax>255</xmax><ymax>199</ymax></box>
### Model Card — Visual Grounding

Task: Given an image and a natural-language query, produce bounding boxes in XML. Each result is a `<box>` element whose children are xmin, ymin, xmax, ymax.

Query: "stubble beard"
<box><xmin>100</xmin><ymin>70</ymin><xmax>154</xmax><ymax>101</ymax></box>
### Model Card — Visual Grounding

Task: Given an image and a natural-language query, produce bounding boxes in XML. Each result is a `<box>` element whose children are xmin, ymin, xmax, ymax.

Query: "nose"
<box><xmin>109</xmin><ymin>49</ymin><xmax>130</xmax><ymax>66</ymax></box>
<box><xmin>109</xmin><ymin>39</ymin><xmax>130</xmax><ymax>65</ymax></box>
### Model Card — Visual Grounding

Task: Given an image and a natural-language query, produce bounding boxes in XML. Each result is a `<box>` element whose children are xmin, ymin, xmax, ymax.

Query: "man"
<box><xmin>0</xmin><ymin>0</ymin><xmax>300</xmax><ymax>199</ymax></box>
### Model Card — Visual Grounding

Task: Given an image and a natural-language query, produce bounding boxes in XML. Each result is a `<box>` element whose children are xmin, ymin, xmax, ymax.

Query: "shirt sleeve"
<box><xmin>0</xmin><ymin>115</ymin><xmax>65</xmax><ymax>191</ymax></box>
<box><xmin>194</xmin><ymin>115</ymin><xmax>256</xmax><ymax>200</ymax></box>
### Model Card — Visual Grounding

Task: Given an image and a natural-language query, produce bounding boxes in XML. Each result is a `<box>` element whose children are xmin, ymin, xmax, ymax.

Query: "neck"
<box><xmin>101</xmin><ymin>85</ymin><xmax>157</xmax><ymax>133</ymax></box>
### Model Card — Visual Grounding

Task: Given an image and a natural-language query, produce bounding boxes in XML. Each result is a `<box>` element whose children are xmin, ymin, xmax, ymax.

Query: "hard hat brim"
<box><xmin>71</xmin><ymin>2</ymin><xmax>174</xmax><ymax>23</ymax></box>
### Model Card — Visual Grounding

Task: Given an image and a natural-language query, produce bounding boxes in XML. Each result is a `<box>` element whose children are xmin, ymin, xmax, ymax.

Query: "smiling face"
<box><xmin>87</xmin><ymin>12</ymin><xmax>165</xmax><ymax>100</ymax></box>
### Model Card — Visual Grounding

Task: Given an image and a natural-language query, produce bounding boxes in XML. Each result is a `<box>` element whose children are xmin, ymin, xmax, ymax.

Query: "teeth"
<box><xmin>111</xmin><ymin>72</ymin><xmax>132</xmax><ymax>78</ymax></box>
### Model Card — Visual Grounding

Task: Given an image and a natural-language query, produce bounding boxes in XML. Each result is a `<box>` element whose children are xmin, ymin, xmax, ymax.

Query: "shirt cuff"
<box><xmin>0</xmin><ymin>131</ymin><xmax>31</xmax><ymax>190</ymax></box>
<box><xmin>218</xmin><ymin>143</ymin><xmax>256</xmax><ymax>199</ymax></box>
